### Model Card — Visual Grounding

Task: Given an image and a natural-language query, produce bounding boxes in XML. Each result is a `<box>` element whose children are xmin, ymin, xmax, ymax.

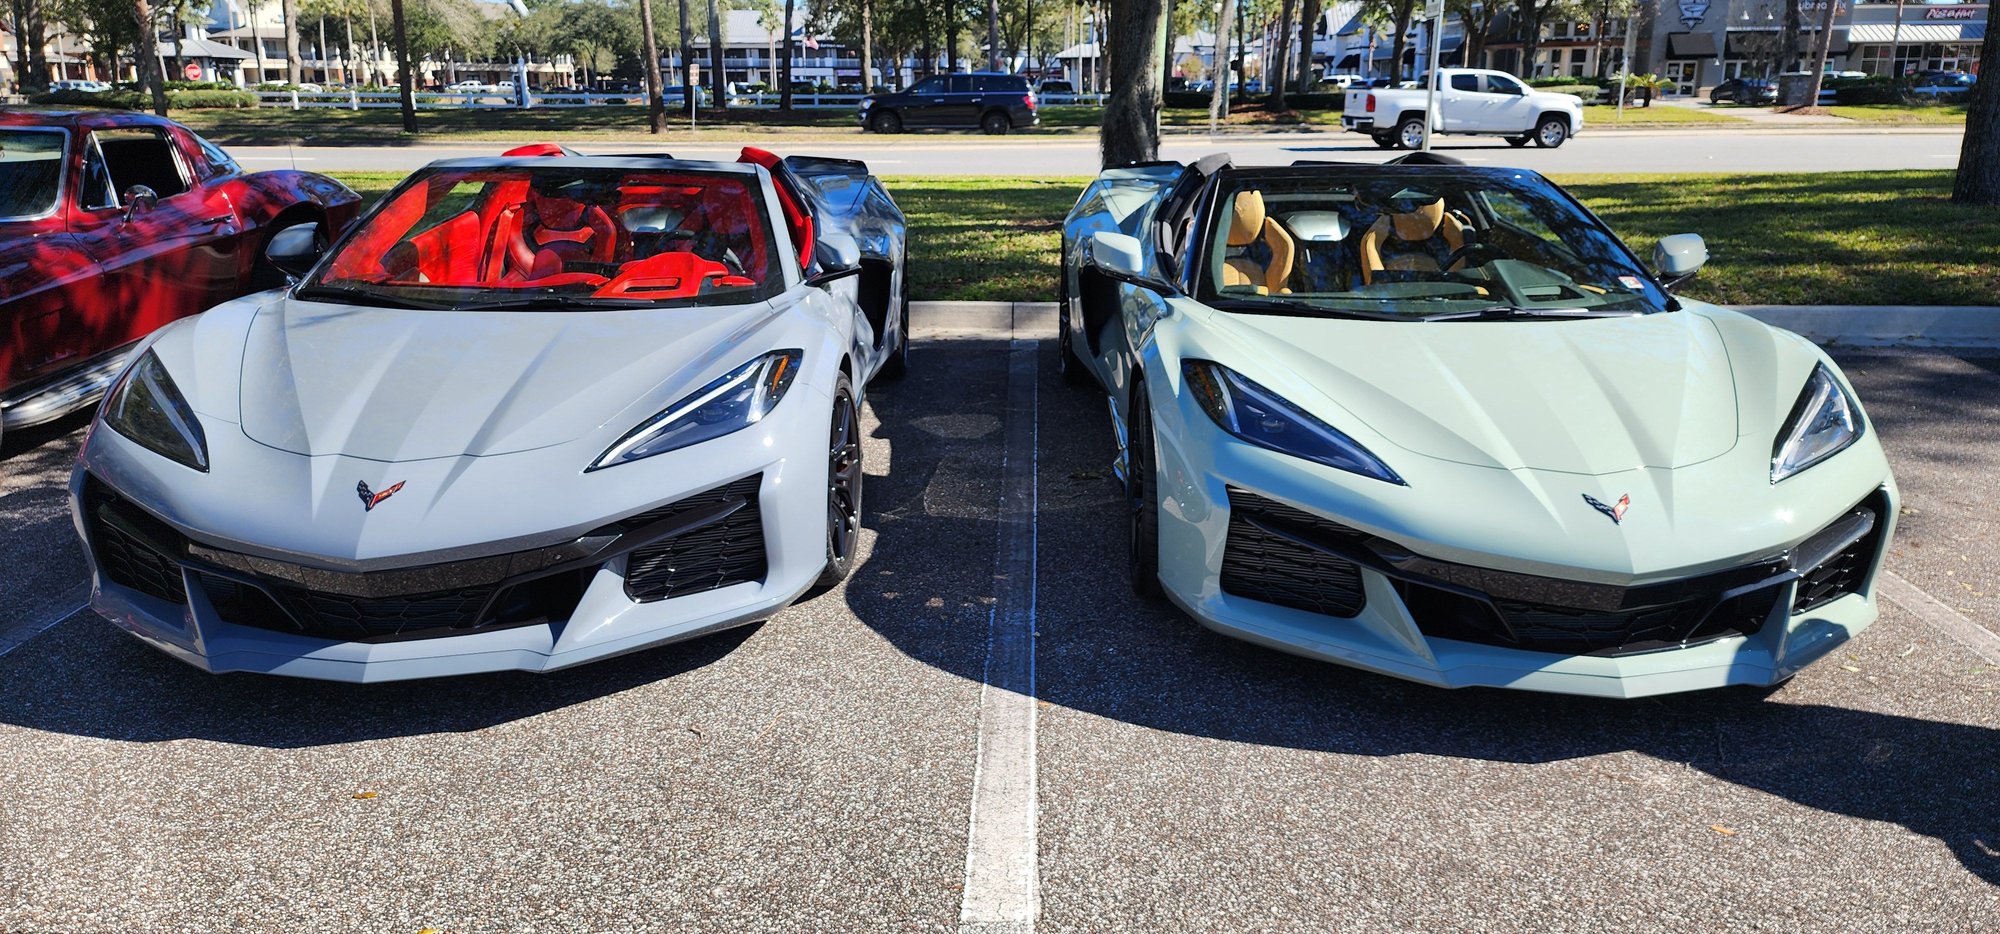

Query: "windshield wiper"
<box><xmin>1208</xmin><ymin>298</ymin><xmax>1411</xmax><ymax>322</ymax></box>
<box><xmin>1421</xmin><ymin>305</ymin><xmax>1637</xmax><ymax>322</ymax></box>
<box><xmin>291</xmin><ymin>284</ymin><xmax>455</xmax><ymax>311</ymax></box>
<box><xmin>452</xmin><ymin>295</ymin><xmax>658</xmax><ymax>312</ymax></box>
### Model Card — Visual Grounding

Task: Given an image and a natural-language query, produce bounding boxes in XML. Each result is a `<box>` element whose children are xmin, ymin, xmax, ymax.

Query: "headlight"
<box><xmin>1182</xmin><ymin>360</ymin><xmax>1404</xmax><ymax>485</ymax></box>
<box><xmin>101</xmin><ymin>349</ymin><xmax>208</xmax><ymax>472</ymax></box>
<box><xmin>1771</xmin><ymin>363</ymin><xmax>1862</xmax><ymax>483</ymax></box>
<box><xmin>589</xmin><ymin>350</ymin><xmax>801</xmax><ymax>471</ymax></box>
<box><xmin>859</xmin><ymin>98</ymin><xmax>873</xmax><ymax>109</ymax></box>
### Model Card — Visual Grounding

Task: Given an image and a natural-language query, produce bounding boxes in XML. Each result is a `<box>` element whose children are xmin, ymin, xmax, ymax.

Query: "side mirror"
<box><xmin>1086</xmin><ymin>230</ymin><xmax>1178</xmax><ymax>294</ymax></box>
<box><xmin>120</xmin><ymin>185</ymin><xmax>158</xmax><ymax>223</ymax></box>
<box><xmin>1653</xmin><ymin>233</ymin><xmax>1708</xmax><ymax>292</ymax></box>
<box><xmin>265</xmin><ymin>221</ymin><xmax>326</xmax><ymax>281</ymax></box>
<box><xmin>806</xmin><ymin>231</ymin><xmax>863</xmax><ymax>287</ymax></box>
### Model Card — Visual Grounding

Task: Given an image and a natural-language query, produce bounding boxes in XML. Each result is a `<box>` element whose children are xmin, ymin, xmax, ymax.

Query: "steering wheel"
<box><xmin>1440</xmin><ymin>241</ymin><xmax>1509</xmax><ymax>271</ymax></box>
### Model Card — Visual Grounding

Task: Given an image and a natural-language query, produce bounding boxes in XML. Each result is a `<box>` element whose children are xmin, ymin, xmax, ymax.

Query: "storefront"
<box><xmin>1848</xmin><ymin>4</ymin><xmax>1986</xmax><ymax>76</ymax></box>
<box><xmin>1646</xmin><ymin>0</ymin><xmax>1984</xmax><ymax>93</ymax></box>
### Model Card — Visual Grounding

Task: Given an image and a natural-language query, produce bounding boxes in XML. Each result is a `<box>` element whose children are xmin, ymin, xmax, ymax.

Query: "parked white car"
<box><xmin>1341</xmin><ymin>68</ymin><xmax>1586</xmax><ymax>149</ymax></box>
<box><xmin>444</xmin><ymin>79</ymin><xmax>497</xmax><ymax>94</ymax></box>
<box><xmin>51</xmin><ymin>79</ymin><xmax>113</xmax><ymax>93</ymax></box>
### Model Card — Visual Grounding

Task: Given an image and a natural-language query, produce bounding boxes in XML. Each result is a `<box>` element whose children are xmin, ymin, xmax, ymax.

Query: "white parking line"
<box><xmin>958</xmin><ymin>339</ymin><xmax>1041</xmax><ymax>933</ymax></box>
<box><xmin>0</xmin><ymin>596</ymin><xmax>87</xmax><ymax>659</ymax></box>
<box><xmin>1881</xmin><ymin>570</ymin><xmax>2000</xmax><ymax>665</ymax></box>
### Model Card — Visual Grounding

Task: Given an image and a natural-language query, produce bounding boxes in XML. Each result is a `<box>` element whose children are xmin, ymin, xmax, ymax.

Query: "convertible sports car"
<box><xmin>70</xmin><ymin>145</ymin><xmax>909</xmax><ymax>681</ymax></box>
<box><xmin>0</xmin><ymin>109</ymin><xmax>361</xmax><ymax>449</ymax></box>
<box><xmin>1058</xmin><ymin>153</ymin><xmax>1895</xmax><ymax>698</ymax></box>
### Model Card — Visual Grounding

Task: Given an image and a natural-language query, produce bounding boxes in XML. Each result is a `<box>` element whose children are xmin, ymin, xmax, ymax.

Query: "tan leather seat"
<box><xmin>1219</xmin><ymin>190</ymin><xmax>1296</xmax><ymax>295</ymax></box>
<box><xmin>1359</xmin><ymin>196</ymin><xmax>1469</xmax><ymax>286</ymax></box>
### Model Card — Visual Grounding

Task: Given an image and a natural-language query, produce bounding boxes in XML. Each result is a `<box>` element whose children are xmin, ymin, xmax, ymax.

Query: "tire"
<box><xmin>1395</xmin><ymin>116</ymin><xmax>1427</xmax><ymax>150</ymax></box>
<box><xmin>980</xmin><ymin>111</ymin><xmax>1010</xmax><ymax>135</ymax></box>
<box><xmin>1126</xmin><ymin>376</ymin><xmax>1163</xmax><ymax>599</ymax></box>
<box><xmin>877</xmin><ymin>259</ymin><xmax>910</xmax><ymax>380</ymax></box>
<box><xmin>814</xmin><ymin>373</ymin><xmax>863</xmax><ymax>589</ymax></box>
<box><xmin>1710</xmin><ymin>92</ymin><xmax>1728</xmax><ymax>105</ymax></box>
<box><xmin>1533</xmin><ymin>114</ymin><xmax>1569</xmax><ymax>148</ymax></box>
<box><xmin>1370</xmin><ymin>132</ymin><xmax>1397</xmax><ymax>149</ymax></box>
<box><xmin>869</xmin><ymin>110</ymin><xmax>902</xmax><ymax>133</ymax></box>
<box><xmin>1506</xmin><ymin>134</ymin><xmax>1532</xmax><ymax>147</ymax></box>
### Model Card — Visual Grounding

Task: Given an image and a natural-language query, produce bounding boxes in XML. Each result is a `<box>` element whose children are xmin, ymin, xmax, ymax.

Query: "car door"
<box><xmin>68</xmin><ymin>124</ymin><xmax>243</xmax><ymax>350</ymax></box>
<box><xmin>942</xmin><ymin>74</ymin><xmax>981</xmax><ymax>126</ymax></box>
<box><xmin>1480</xmin><ymin>73</ymin><xmax>1537</xmax><ymax>132</ymax></box>
<box><xmin>901</xmin><ymin>76</ymin><xmax>948</xmax><ymax>126</ymax></box>
<box><xmin>1441</xmin><ymin>72</ymin><xmax>1487</xmax><ymax>131</ymax></box>
<box><xmin>0</xmin><ymin>125</ymin><xmax>107</xmax><ymax>395</ymax></box>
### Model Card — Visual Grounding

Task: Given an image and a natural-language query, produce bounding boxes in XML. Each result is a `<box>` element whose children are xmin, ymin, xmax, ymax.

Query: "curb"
<box><xmin>911</xmin><ymin>302</ymin><xmax>2000</xmax><ymax>350</ymax></box>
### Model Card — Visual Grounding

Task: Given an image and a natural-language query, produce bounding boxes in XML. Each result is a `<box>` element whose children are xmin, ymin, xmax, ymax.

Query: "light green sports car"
<box><xmin>1057</xmin><ymin>153</ymin><xmax>1895</xmax><ymax>698</ymax></box>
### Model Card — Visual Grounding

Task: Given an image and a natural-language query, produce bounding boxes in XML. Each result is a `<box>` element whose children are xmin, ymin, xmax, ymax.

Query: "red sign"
<box><xmin>183</xmin><ymin>63</ymin><xmax>201</xmax><ymax>80</ymax></box>
<box><xmin>1924</xmin><ymin>6</ymin><xmax>1980</xmax><ymax>19</ymax></box>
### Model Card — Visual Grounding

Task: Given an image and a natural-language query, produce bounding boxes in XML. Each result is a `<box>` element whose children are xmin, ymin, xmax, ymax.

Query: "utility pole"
<box><xmin>1420</xmin><ymin>0</ymin><xmax>1442</xmax><ymax>149</ymax></box>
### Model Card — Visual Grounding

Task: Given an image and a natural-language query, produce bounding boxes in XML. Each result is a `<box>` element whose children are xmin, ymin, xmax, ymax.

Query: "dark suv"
<box><xmin>1709</xmin><ymin>77</ymin><xmax>1778</xmax><ymax>104</ymax></box>
<box><xmin>860</xmin><ymin>72</ymin><xmax>1038</xmax><ymax>134</ymax></box>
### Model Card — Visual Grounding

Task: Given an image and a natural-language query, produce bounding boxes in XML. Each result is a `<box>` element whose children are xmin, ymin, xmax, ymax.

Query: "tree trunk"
<box><xmin>1392</xmin><ymin>0</ymin><xmax>1414</xmax><ymax>81</ymax></box>
<box><xmin>344</xmin><ymin>14</ymin><xmax>360</xmax><ymax>86</ymax></box>
<box><xmin>779</xmin><ymin>0</ymin><xmax>794</xmax><ymax>108</ymax></box>
<box><xmin>1100</xmin><ymin>0</ymin><xmax>1168</xmax><ymax>166</ymax></box>
<box><xmin>390</xmin><ymin>0</ymin><xmax>416</xmax><ymax>131</ymax></box>
<box><xmin>1208</xmin><ymin>0</ymin><xmax>1236</xmax><ymax>129</ymax></box>
<box><xmin>249</xmin><ymin>7</ymin><xmax>266</xmax><ymax>86</ymax></box>
<box><xmin>315</xmin><ymin>17</ymin><xmax>328</xmax><ymax>83</ymax></box>
<box><xmin>988</xmin><ymin>0</ymin><xmax>1000</xmax><ymax>71</ymax></box>
<box><xmin>1783</xmin><ymin>0</ymin><xmax>1801</xmax><ymax>75</ymax></box>
<box><xmin>860</xmin><ymin>0</ymin><xmax>874</xmax><ymax>90</ymax></box>
<box><xmin>1952</xmin><ymin>20</ymin><xmax>2000</xmax><ymax>204</ymax></box>
<box><xmin>947</xmin><ymin>14</ymin><xmax>959</xmax><ymax>73</ymax></box>
<box><xmin>1800</xmin><ymin>0</ymin><xmax>1839</xmax><ymax>111</ymax></box>
<box><xmin>674</xmin><ymin>0</ymin><xmax>693</xmax><ymax>111</ymax></box>
<box><xmin>1297</xmin><ymin>0</ymin><xmax>1321</xmax><ymax>92</ymax></box>
<box><xmin>1517</xmin><ymin>0</ymin><xmax>1540</xmax><ymax>79</ymax></box>
<box><xmin>133</xmin><ymin>0</ymin><xmax>168</xmax><ymax>114</ymax></box>
<box><xmin>1269</xmin><ymin>0</ymin><xmax>1295</xmax><ymax>109</ymax></box>
<box><xmin>707</xmin><ymin>0</ymin><xmax>726</xmax><ymax>111</ymax></box>
<box><xmin>639</xmin><ymin>0</ymin><xmax>666</xmax><ymax>130</ymax></box>
<box><xmin>281</xmin><ymin>0</ymin><xmax>302</xmax><ymax>84</ymax></box>
<box><xmin>13</xmin><ymin>0</ymin><xmax>50</xmax><ymax>92</ymax></box>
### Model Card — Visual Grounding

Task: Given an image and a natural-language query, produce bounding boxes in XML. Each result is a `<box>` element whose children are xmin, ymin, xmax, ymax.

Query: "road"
<box><xmin>227</xmin><ymin>127</ymin><xmax>1968</xmax><ymax>176</ymax></box>
<box><xmin>1</xmin><ymin>318</ymin><xmax>1997</xmax><ymax>931</ymax></box>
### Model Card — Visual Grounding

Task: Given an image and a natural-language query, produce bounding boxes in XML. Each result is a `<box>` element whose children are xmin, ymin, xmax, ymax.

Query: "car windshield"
<box><xmin>1198</xmin><ymin>169</ymin><xmax>1669</xmax><ymax>318</ymax></box>
<box><xmin>0</xmin><ymin>128</ymin><xmax>67</xmax><ymax>221</ymax></box>
<box><xmin>309</xmin><ymin>165</ymin><xmax>782</xmax><ymax>308</ymax></box>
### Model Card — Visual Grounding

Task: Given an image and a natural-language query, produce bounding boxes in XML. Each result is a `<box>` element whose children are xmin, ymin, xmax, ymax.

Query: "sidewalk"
<box><xmin>1654</xmin><ymin>96</ymin><xmax>1860</xmax><ymax>126</ymax></box>
<box><xmin>911</xmin><ymin>302</ymin><xmax>2000</xmax><ymax>350</ymax></box>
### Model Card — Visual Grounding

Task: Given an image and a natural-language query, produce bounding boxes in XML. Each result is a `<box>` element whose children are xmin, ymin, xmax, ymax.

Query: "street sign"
<box><xmin>1425</xmin><ymin>0</ymin><xmax>1444</xmax><ymax>20</ymax></box>
<box><xmin>183</xmin><ymin>63</ymin><xmax>201</xmax><ymax>81</ymax></box>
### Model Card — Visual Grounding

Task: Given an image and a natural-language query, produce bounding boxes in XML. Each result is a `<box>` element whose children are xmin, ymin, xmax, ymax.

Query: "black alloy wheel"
<box><xmin>871</xmin><ymin>110</ymin><xmax>903</xmax><ymax>133</ymax></box>
<box><xmin>816</xmin><ymin>374</ymin><xmax>863</xmax><ymax>587</ymax></box>
<box><xmin>981</xmin><ymin>111</ymin><xmax>1011</xmax><ymax>135</ymax></box>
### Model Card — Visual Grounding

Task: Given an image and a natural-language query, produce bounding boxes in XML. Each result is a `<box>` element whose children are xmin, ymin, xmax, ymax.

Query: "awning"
<box><xmin>1849</xmin><ymin>23</ymin><xmax>1982</xmax><ymax>43</ymax></box>
<box><xmin>1666</xmin><ymin>32</ymin><xmax>1719</xmax><ymax>57</ymax></box>
<box><xmin>158</xmin><ymin>37</ymin><xmax>253</xmax><ymax>60</ymax></box>
<box><xmin>1724</xmin><ymin>29</ymin><xmax>1849</xmax><ymax>55</ymax></box>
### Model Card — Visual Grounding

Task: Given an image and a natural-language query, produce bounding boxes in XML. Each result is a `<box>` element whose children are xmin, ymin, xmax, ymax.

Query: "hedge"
<box><xmin>32</xmin><ymin>88</ymin><xmax>258</xmax><ymax>109</ymax></box>
<box><xmin>1535</xmin><ymin>84</ymin><xmax>1604</xmax><ymax>99</ymax></box>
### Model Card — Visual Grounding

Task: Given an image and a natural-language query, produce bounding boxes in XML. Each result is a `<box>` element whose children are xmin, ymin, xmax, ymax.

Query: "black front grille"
<box><xmin>1399</xmin><ymin>578</ymin><xmax>1782</xmax><ymax>657</ymax></box>
<box><xmin>194</xmin><ymin>569</ymin><xmax>592</xmax><ymax>643</ymax></box>
<box><xmin>625</xmin><ymin>474</ymin><xmax>767</xmax><ymax>602</ymax></box>
<box><xmin>1220</xmin><ymin>489</ymin><xmax>1367</xmax><ymax>618</ymax></box>
<box><xmin>85</xmin><ymin>480</ymin><xmax>188</xmax><ymax>604</ymax></box>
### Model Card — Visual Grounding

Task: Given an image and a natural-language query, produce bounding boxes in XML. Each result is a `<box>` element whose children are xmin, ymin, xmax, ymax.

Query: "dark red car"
<box><xmin>0</xmin><ymin>109</ymin><xmax>361</xmax><ymax>447</ymax></box>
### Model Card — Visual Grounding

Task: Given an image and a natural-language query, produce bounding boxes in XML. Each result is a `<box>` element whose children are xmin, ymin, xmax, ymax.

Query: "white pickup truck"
<box><xmin>1341</xmin><ymin>68</ymin><xmax>1587</xmax><ymax>150</ymax></box>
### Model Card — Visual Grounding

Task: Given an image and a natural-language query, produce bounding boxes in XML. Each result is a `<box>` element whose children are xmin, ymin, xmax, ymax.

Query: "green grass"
<box><xmin>1821</xmin><ymin>103</ymin><xmax>1968</xmax><ymax>124</ymax></box>
<box><xmin>325</xmin><ymin>170</ymin><xmax>1999</xmax><ymax>306</ymax></box>
<box><xmin>1583</xmin><ymin>103</ymin><xmax>1748</xmax><ymax>125</ymax></box>
<box><xmin>173</xmin><ymin>105</ymin><xmax>861</xmax><ymax>144</ymax></box>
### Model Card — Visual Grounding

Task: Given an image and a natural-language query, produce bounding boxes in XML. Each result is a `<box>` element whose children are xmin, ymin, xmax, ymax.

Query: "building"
<box><xmin>1645</xmin><ymin>0</ymin><xmax>1985</xmax><ymax>94</ymax></box>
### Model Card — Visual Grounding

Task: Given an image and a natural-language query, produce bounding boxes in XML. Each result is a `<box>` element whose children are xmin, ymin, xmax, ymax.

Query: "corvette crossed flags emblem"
<box><xmin>357</xmin><ymin>480</ymin><xmax>406</xmax><ymax>513</ymax></box>
<box><xmin>1582</xmin><ymin>493</ymin><xmax>1631</xmax><ymax>525</ymax></box>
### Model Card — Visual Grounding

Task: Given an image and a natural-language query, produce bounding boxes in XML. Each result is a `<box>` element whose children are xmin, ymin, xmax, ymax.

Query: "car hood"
<box><xmin>1213</xmin><ymin>310</ymin><xmax>1741</xmax><ymax>476</ymax></box>
<box><xmin>238</xmin><ymin>296</ymin><xmax>779</xmax><ymax>462</ymax></box>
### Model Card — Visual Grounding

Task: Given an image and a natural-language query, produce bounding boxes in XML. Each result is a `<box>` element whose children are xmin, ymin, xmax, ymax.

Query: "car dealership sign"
<box><xmin>1923</xmin><ymin>6</ymin><xmax>1979</xmax><ymax>19</ymax></box>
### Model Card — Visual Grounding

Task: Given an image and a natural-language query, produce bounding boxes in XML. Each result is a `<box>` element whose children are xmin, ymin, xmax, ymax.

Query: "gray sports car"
<box><xmin>70</xmin><ymin>145</ymin><xmax>910</xmax><ymax>682</ymax></box>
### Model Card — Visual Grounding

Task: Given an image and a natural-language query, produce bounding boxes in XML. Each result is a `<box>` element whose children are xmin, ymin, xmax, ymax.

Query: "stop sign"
<box><xmin>183</xmin><ymin>63</ymin><xmax>201</xmax><ymax>81</ymax></box>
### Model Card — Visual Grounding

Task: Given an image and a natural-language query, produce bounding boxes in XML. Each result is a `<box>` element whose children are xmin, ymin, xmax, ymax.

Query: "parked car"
<box><xmin>1037</xmin><ymin>79</ymin><xmax>1076</xmax><ymax>95</ymax></box>
<box><xmin>1710</xmin><ymin>77</ymin><xmax>1778</xmax><ymax>104</ymax></box>
<box><xmin>50</xmin><ymin>79</ymin><xmax>112</xmax><ymax>93</ymax></box>
<box><xmin>1318</xmin><ymin>73</ymin><xmax>1367</xmax><ymax>90</ymax></box>
<box><xmin>1057</xmin><ymin>152</ymin><xmax>1895</xmax><ymax>697</ymax></box>
<box><xmin>444</xmin><ymin>79</ymin><xmax>496</xmax><ymax>94</ymax></box>
<box><xmin>660</xmin><ymin>85</ymin><xmax>710</xmax><ymax>108</ymax></box>
<box><xmin>859</xmin><ymin>72</ymin><xmax>1038</xmax><ymax>134</ymax></box>
<box><xmin>0</xmin><ymin>109</ymin><xmax>361</xmax><ymax>449</ymax></box>
<box><xmin>67</xmin><ymin>143</ymin><xmax>912</xmax><ymax>681</ymax></box>
<box><xmin>1342</xmin><ymin>68</ymin><xmax>1585</xmax><ymax>148</ymax></box>
<box><xmin>1910</xmin><ymin>69</ymin><xmax>1975</xmax><ymax>88</ymax></box>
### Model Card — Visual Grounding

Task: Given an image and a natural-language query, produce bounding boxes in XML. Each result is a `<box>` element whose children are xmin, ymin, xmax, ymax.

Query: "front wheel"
<box><xmin>1533</xmin><ymin>115</ymin><xmax>1569</xmax><ymax>148</ymax></box>
<box><xmin>1395</xmin><ymin>117</ymin><xmax>1428</xmax><ymax>150</ymax></box>
<box><xmin>1126</xmin><ymin>378</ymin><xmax>1163</xmax><ymax>599</ymax></box>
<box><xmin>980</xmin><ymin>111</ymin><xmax>1010</xmax><ymax>135</ymax></box>
<box><xmin>869</xmin><ymin>110</ymin><xmax>903</xmax><ymax>133</ymax></box>
<box><xmin>814</xmin><ymin>374</ymin><xmax>863</xmax><ymax>588</ymax></box>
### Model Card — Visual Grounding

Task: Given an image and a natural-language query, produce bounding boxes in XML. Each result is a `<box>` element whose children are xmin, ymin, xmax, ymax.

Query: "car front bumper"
<box><xmin>1148</xmin><ymin>394</ymin><xmax>1897</xmax><ymax>699</ymax></box>
<box><xmin>70</xmin><ymin>398</ymin><xmax>836</xmax><ymax>683</ymax></box>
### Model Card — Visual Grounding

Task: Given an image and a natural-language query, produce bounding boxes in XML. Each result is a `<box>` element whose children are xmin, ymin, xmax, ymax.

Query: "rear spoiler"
<box><xmin>784</xmin><ymin>154</ymin><xmax>873</xmax><ymax>178</ymax></box>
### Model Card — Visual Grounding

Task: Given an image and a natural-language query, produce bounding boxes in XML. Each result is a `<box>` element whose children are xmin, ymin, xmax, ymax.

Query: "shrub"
<box><xmin>1830</xmin><ymin>75</ymin><xmax>1910</xmax><ymax>105</ymax></box>
<box><xmin>32</xmin><ymin>87</ymin><xmax>258</xmax><ymax>109</ymax></box>
<box><xmin>1529</xmin><ymin>75</ymin><xmax>1611</xmax><ymax>88</ymax></box>
<box><xmin>1536</xmin><ymin>83</ymin><xmax>1605</xmax><ymax>99</ymax></box>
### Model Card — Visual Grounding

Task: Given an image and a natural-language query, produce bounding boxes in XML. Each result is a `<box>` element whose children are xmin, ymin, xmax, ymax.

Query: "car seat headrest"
<box><xmin>1228</xmin><ymin>190</ymin><xmax>1268</xmax><ymax>247</ymax></box>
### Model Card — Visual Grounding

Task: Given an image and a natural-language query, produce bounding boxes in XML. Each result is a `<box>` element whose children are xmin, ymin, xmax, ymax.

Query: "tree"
<box><xmin>282</xmin><ymin>0</ymin><xmax>304</xmax><ymax>83</ymax></box>
<box><xmin>778</xmin><ymin>0</ymin><xmax>793</xmax><ymax>107</ymax></box>
<box><xmin>390</xmin><ymin>0</ymin><xmax>416</xmax><ymax>130</ymax></box>
<box><xmin>1208</xmin><ymin>0</ymin><xmax>1236</xmax><ymax>129</ymax></box>
<box><xmin>1099</xmin><ymin>0</ymin><xmax>1167</xmax><ymax>166</ymax></box>
<box><xmin>639</xmin><ymin>0</ymin><xmax>667</xmax><ymax>129</ymax></box>
<box><xmin>1446</xmin><ymin>0</ymin><xmax>1499</xmax><ymax>69</ymax></box>
<box><xmin>986</xmin><ymin>0</ymin><xmax>998</xmax><ymax>69</ymax></box>
<box><xmin>706</xmin><ymin>0</ymin><xmax>726</xmax><ymax>110</ymax></box>
<box><xmin>1799</xmin><ymin>0</ymin><xmax>1838</xmax><ymax>112</ymax></box>
<box><xmin>8</xmin><ymin>0</ymin><xmax>51</xmax><ymax>93</ymax></box>
<box><xmin>1953</xmin><ymin>17</ymin><xmax>2000</xmax><ymax>204</ymax></box>
<box><xmin>1296</xmin><ymin>0</ymin><xmax>1322</xmax><ymax>92</ymax></box>
<box><xmin>131</xmin><ymin>0</ymin><xmax>168</xmax><ymax>114</ymax></box>
<box><xmin>1268</xmin><ymin>0</ymin><xmax>1295</xmax><ymax>110</ymax></box>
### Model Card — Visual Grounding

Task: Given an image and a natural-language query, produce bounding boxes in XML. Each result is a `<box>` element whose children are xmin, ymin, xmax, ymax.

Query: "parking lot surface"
<box><xmin>1</xmin><ymin>322</ymin><xmax>1996</xmax><ymax>932</ymax></box>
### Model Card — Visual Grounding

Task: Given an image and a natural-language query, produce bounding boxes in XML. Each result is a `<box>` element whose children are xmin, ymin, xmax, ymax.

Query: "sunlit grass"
<box><xmin>1821</xmin><ymin>103</ymin><xmax>1968</xmax><ymax>124</ymax></box>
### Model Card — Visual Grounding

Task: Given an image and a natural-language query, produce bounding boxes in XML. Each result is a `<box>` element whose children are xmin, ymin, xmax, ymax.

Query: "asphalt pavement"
<box><xmin>224</xmin><ymin>127</ymin><xmax>1968</xmax><ymax>177</ymax></box>
<box><xmin>1</xmin><ymin>321</ymin><xmax>1997</xmax><ymax>931</ymax></box>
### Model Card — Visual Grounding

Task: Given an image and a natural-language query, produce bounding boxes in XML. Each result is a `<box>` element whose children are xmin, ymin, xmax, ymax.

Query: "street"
<box><xmin>2</xmin><ymin>315</ymin><xmax>1996</xmax><ymax>932</ymax></box>
<box><xmin>225</xmin><ymin>127</ymin><xmax>1969</xmax><ymax>176</ymax></box>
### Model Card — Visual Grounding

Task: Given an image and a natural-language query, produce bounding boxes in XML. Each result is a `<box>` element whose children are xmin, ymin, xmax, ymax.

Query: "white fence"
<box><xmin>255</xmin><ymin>89</ymin><xmax>1108</xmax><ymax>111</ymax></box>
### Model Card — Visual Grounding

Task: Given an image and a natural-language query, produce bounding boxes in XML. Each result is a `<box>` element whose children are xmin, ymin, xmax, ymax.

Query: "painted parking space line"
<box><xmin>958</xmin><ymin>339</ymin><xmax>1041</xmax><ymax>933</ymax></box>
<box><xmin>1881</xmin><ymin>570</ymin><xmax>2000</xmax><ymax>665</ymax></box>
<box><xmin>0</xmin><ymin>596</ymin><xmax>87</xmax><ymax>660</ymax></box>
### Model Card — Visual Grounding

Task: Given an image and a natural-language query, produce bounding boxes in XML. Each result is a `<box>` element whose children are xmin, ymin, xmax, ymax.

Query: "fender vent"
<box><xmin>1220</xmin><ymin>489</ymin><xmax>1367</xmax><ymax>618</ymax></box>
<box><xmin>624</xmin><ymin>474</ymin><xmax>768</xmax><ymax>602</ymax></box>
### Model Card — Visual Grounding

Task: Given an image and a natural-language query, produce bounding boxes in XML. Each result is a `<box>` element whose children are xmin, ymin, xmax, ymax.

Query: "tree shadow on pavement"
<box><xmin>845</xmin><ymin>339</ymin><xmax>2000</xmax><ymax>888</ymax></box>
